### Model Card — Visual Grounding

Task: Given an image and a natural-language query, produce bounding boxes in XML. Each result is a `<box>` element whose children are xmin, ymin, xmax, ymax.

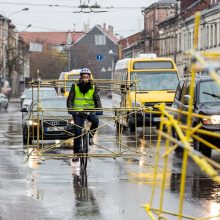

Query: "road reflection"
<box><xmin>170</xmin><ymin>153</ymin><xmax>220</xmax><ymax>218</ymax></box>
<box><xmin>72</xmin><ymin>172</ymin><xmax>101</xmax><ymax>219</ymax></box>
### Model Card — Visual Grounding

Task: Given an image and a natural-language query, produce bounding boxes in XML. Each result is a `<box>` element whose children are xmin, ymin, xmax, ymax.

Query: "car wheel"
<box><xmin>172</xmin><ymin>128</ymin><xmax>183</xmax><ymax>153</ymax></box>
<box><xmin>4</xmin><ymin>104</ymin><xmax>8</xmax><ymax>110</ymax></box>
<box><xmin>23</xmin><ymin>127</ymin><xmax>32</xmax><ymax>145</ymax></box>
<box><xmin>129</xmin><ymin>121</ymin><xmax>136</xmax><ymax>133</ymax></box>
<box><xmin>201</xmin><ymin>145</ymin><xmax>212</xmax><ymax>158</ymax></box>
<box><xmin>193</xmin><ymin>139</ymin><xmax>201</xmax><ymax>152</ymax></box>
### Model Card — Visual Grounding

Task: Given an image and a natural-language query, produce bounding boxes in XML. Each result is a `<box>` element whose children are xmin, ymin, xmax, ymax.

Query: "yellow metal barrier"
<box><xmin>24</xmin><ymin>13</ymin><xmax>220</xmax><ymax>219</ymax></box>
<box><xmin>143</xmin><ymin>12</ymin><xmax>220</xmax><ymax>220</ymax></box>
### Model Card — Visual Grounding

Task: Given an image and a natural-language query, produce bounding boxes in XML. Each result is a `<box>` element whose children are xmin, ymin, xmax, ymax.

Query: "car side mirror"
<box><xmin>183</xmin><ymin>95</ymin><xmax>192</xmax><ymax>106</ymax></box>
<box><xmin>21</xmin><ymin>107</ymin><xmax>28</xmax><ymax>112</ymax></box>
<box><xmin>60</xmin><ymin>87</ymin><xmax>65</xmax><ymax>93</ymax></box>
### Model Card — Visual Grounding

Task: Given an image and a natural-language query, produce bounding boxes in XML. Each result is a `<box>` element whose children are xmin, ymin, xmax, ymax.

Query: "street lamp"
<box><xmin>23</xmin><ymin>24</ymin><xmax>31</xmax><ymax>31</ymax></box>
<box><xmin>2</xmin><ymin>7</ymin><xmax>29</xmax><ymax>79</ymax></box>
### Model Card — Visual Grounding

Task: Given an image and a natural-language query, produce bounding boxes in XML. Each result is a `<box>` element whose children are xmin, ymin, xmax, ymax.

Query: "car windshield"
<box><xmin>26</xmin><ymin>88</ymin><xmax>57</xmax><ymax>99</ymax></box>
<box><xmin>199</xmin><ymin>80</ymin><xmax>220</xmax><ymax>103</ymax></box>
<box><xmin>130</xmin><ymin>71</ymin><xmax>179</xmax><ymax>91</ymax></box>
<box><xmin>33</xmin><ymin>98</ymin><xmax>68</xmax><ymax>115</ymax></box>
<box><xmin>66</xmin><ymin>75</ymin><xmax>80</xmax><ymax>92</ymax></box>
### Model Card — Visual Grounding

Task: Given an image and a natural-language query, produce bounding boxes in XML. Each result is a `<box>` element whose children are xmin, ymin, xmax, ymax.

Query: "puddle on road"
<box><xmin>72</xmin><ymin>173</ymin><xmax>101</xmax><ymax>219</ymax></box>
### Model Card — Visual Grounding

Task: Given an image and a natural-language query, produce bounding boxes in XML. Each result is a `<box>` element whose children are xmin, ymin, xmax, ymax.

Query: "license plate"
<box><xmin>46</xmin><ymin>127</ymin><xmax>65</xmax><ymax>132</ymax></box>
<box><xmin>153</xmin><ymin>117</ymin><xmax>161</xmax><ymax>122</ymax></box>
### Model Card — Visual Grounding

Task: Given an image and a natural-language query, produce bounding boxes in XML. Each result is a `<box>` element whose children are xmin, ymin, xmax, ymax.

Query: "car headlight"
<box><xmin>202</xmin><ymin>115</ymin><xmax>220</xmax><ymax>125</ymax></box>
<box><xmin>28</xmin><ymin>120</ymin><xmax>38</xmax><ymax>126</ymax></box>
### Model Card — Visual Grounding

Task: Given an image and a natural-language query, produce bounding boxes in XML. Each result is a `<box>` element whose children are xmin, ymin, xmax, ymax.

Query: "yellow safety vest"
<box><xmin>73</xmin><ymin>84</ymin><xmax>95</xmax><ymax>110</ymax></box>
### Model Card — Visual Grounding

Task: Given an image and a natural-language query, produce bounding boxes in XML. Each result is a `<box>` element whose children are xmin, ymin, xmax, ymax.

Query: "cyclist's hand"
<box><xmin>96</xmin><ymin>111</ymin><xmax>103</xmax><ymax>116</ymax></box>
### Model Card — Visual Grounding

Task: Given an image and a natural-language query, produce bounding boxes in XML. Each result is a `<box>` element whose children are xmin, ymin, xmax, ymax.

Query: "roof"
<box><xmin>19</xmin><ymin>31</ymin><xmax>85</xmax><ymax>46</ymax></box>
<box><xmin>118</xmin><ymin>32</ymin><xmax>142</xmax><ymax>50</ymax></box>
<box><xmin>96</xmin><ymin>25</ymin><xmax>119</xmax><ymax>44</ymax></box>
<box><xmin>142</xmin><ymin>0</ymin><xmax>177</xmax><ymax>12</ymax></box>
<box><xmin>75</xmin><ymin>25</ymin><xmax>119</xmax><ymax>45</ymax></box>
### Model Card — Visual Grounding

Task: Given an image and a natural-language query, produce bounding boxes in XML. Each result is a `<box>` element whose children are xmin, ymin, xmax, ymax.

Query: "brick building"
<box><xmin>118</xmin><ymin>32</ymin><xmax>143</xmax><ymax>58</ymax></box>
<box><xmin>142</xmin><ymin>0</ymin><xmax>178</xmax><ymax>54</ymax></box>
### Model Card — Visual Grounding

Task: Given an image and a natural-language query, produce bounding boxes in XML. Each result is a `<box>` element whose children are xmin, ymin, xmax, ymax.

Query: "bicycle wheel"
<box><xmin>80</xmin><ymin>132</ymin><xmax>88</xmax><ymax>171</ymax></box>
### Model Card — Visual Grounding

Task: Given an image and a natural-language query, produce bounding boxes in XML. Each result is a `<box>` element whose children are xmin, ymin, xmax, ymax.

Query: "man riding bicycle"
<box><xmin>67</xmin><ymin>68</ymin><xmax>102</xmax><ymax>162</ymax></box>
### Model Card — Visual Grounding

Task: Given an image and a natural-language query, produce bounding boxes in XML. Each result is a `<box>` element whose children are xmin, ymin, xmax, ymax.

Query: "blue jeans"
<box><xmin>72</xmin><ymin>113</ymin><xmax>99</xmax><ymax>153</ymax></box>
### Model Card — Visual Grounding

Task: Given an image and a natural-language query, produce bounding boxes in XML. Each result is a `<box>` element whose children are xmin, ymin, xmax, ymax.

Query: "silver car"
<box><xmin>0</xmin><ymin>93</ymin><xmax>8</xmax><ymax>110</ymax></box>
<box><xmin>21</xmin><ymin>87</ymin><xmax>58</xmax><ymax>110</ymax></box>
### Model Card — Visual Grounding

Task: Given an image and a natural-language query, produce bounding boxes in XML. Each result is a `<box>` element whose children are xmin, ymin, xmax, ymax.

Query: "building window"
<box><xmin>95</xmin><ymin>34</ymin><xmax>106</xmax><ymax>45</ymax></box>
<box><xmin>219</xmin><ymin>20</ymin><xmax>220</xmax><ymax>46</ymax></box>
<box><xmin>215</xmin><ymin>23</ymin><xmax>217</xmax><ymax>47</ymax></box>
<box><xmin>174</xmin><ymin>33</ymin><xmax>177</xmax><ymax>54</ymax></box>
<box><xmin>207</xmin><ymin>26</ymin><xmax>209</xmax><ymax>48</ymax></box>
<box><xmin>179</xmin><ymin>32</ymin><xmax>181</xmax><ymax>52</ymax></box>
<box><xmin>171</xmin><ymin>35</ymin><xmax>173</xmax><ymax>54</ymax></box>
<box><xmin>200</xmin><ymin>27</ymin><xmax>203</xmax><ymax>50</ymax></box>
<box><xmin>165</xmin><ymin>37</ymin><xmax>167</xmax><ymax>55</ymax></box>
<box><xmin>189</xmin><ymin>32</ymin><xmax>191</xmax><ymax>49</ymax></box>
<box><xmin>211</xmin><ymin>25</ymin><xmax>213</xmax><ymax>47</ymax></box>
<box><xmin>183</xmin><ymin>32</ymin><xmax>186</xmax><ymax>51</ymax></box>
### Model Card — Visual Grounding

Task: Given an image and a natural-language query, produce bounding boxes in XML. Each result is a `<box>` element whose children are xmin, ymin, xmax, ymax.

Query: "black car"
<box><xmin>171</xmin><ymin>75</ymin><xmax>220</xmax><ymax>157</ymax></box>
<box><xmin>21</xmin><ymin>97</ymin><xmax>74</xmax><ymax>145</ymax></box>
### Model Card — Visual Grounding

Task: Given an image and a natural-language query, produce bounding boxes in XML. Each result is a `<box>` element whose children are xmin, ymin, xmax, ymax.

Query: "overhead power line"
<box><xmin>0</xmin><ymin>1</ymin><xmax>144</xmax><ymax>10</ymax></box>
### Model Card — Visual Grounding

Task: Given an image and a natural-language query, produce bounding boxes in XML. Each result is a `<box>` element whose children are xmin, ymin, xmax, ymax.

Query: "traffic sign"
<box><xmin>96</xmin><ymin>54</ymin><xmax>103</xmax><ymax>61</ymax></box>
<box><xmin>101</xmin><ymin>67</ymin><xmax>106</xmax><ymax>72</ymax></box>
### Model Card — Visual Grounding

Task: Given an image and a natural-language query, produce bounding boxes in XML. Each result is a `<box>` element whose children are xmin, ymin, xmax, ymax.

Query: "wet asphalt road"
<box><xmin>0</xmin><ymin>100</ymin><xmax>220</xmax><ymax>220</ymax></box>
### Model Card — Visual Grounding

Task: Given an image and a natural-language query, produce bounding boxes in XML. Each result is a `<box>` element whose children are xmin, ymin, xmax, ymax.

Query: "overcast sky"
<box><xmin>0</xmin><ymin>0</ymin><xmax>157</xmax><ymax>37</ymax></box>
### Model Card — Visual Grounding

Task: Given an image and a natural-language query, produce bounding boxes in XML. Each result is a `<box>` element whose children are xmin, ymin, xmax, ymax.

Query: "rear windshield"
<box><xmin>26</xmin><ymin>89</ymin><xmax>57</xmax><ymax>99</ymax></box>
<box><xmin>133</xmin><ymin>61</ymin><xmax>174</xmax><ymax>70</ymax></box>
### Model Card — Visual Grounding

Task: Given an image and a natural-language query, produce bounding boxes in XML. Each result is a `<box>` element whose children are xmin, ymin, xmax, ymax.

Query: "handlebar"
<box><xmin>69</xmin><ymin>109</ymin><xmax>103</xmax><ymax>116</ymax></box>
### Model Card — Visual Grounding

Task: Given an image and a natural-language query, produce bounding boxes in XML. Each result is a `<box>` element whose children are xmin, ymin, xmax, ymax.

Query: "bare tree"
<box><xmin>30</xmin><ymin>45</ymin><xmax>68</xmax><ymax>80</ymax></box>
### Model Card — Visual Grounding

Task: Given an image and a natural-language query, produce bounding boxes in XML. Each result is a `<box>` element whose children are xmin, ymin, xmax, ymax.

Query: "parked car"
<box><xmin>0</xmin><ymin>93</ymin><xmax>8</xmax><ymax>110</ymax></box>
<box><xmin>171</xmin><ymin>75</ymin><xmax>220</xmax><ymax>157</ymax></box>
<box><xmin>21</xmin><ymin>87</ymin><xmax>58</xmax><ymax>110</ymax></box>
<box><xmin>20</xmin><ymin>88</ymin><xmax>28</xmax><ymax>107</ymax></box>
<box><xmin>21</xmin><ymin>97</ymin><xmax>74</xmax><ymax>145</ymax></box>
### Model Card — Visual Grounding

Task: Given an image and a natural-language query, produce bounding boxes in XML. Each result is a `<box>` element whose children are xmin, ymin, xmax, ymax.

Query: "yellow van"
<box><xmin>112</xmin><ymin>54</ymin><xmax>180</xmax><ymax>132</ymax></box>
<box><xmin>59</xmin><ymin>69</ymin><xmax>93</xmax><ymax>97</ymax></box>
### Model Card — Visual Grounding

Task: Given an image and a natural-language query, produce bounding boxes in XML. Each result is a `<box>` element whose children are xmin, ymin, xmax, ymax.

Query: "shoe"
<box><xmin>72</xmin><ymin>157</ymin><xmax>79</xmax><ymax>162</ymax></box>
<box><xmin>71</xmin><ymin>158</ymin><xmax>80</xmax><ymax>175</ymax></box>
<box><xmin>89</xmin><ymin>137</ymin><xmax>94</xmax><ymax>145</ymax></box>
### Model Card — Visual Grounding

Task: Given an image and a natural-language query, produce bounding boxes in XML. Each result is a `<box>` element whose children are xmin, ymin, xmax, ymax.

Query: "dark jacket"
<box><xmin>67</xmin><ymin>82</ymin><xmax>102</xmax><ymax>114</ymax></box>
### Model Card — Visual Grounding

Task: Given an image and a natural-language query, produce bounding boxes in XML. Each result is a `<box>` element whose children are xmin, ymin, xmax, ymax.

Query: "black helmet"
<box><xmin>80</xmin><ymin>68</ymin><xmax>91</xmax><ymax>76</ymax></box>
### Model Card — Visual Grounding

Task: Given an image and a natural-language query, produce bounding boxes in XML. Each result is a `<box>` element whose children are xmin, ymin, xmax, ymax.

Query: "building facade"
<box><xmin>118</xmin><ymin>32</ymin><xmax>144</xmax><ymax>58</ymax></box>
<box><xmin>71</xmin><ymin>24</ymin><xmax>119</xmax><ymax>80</ymax></box>
<box><xmin>0</xmin><ymin>15</ymin><xmax>30</xmax><ymax>97</ymax></box>
<box><xmin>142</xmin><ymin>0</ymin><xmax>178</xmax><ymax>55</ymax></box>
<box><xmin>159</xmin><ymin>0</ymin><xmax>220</xmax><ymax>76</ymax></box>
